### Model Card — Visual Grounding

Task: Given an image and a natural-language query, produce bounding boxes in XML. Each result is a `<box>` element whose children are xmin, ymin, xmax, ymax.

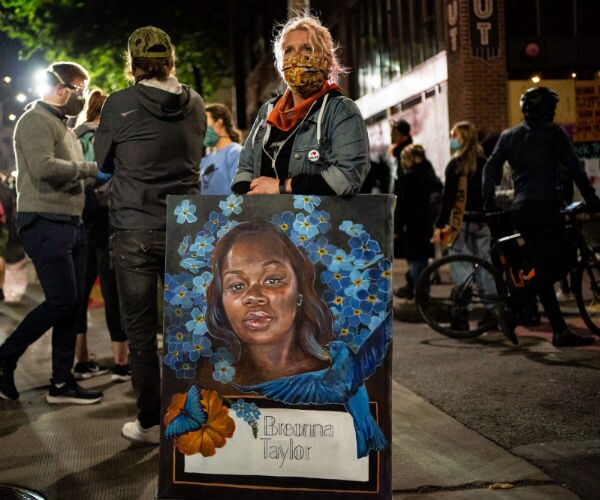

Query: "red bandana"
<box><xmin>267</xmin><ymin>82</ymin><xmax>341</xmax><ymax>132</ymax></box>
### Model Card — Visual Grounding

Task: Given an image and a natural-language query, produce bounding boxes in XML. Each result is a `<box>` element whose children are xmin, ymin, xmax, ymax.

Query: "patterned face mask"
<box><xmin>282</xmin><ymin>54</ymin><xmax>329</xmax><ymax>97</ymax></box>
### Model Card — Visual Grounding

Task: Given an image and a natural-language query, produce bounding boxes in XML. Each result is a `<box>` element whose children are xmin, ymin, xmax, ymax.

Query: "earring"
<box><xmin>296</xmin><ymin>294</ymin><xmax>304</xmax><ymax>306</ymax></box>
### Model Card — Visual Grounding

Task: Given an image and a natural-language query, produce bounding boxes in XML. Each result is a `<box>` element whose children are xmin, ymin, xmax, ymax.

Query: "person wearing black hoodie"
<box><xmin>94</xmin><ymin>26</ymin><xmax>206</xmax><ymax>444</ymax></box>
<box><xmin>483</xmin><ymin>87</ymin><xmax>600</xmax><ymax>348</ymax></box>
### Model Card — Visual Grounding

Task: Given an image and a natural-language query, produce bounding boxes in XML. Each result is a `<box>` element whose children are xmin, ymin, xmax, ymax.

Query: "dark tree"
<box><xmin>0</xmin><ymin>0</ymin><xmax>232</xmax><ymax>97</ymax></box>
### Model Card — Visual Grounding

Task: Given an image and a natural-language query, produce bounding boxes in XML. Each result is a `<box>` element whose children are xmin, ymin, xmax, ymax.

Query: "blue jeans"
<box><xmin>449</xmin><ymin>222</ymin><xmax>496</xmax><ymax>308</ymax></box>
<box><xmin>408</xmin><ymin>259</ymin><xmax>429</xmax><ymax>293</ymax></box>
<box><xmin>113</xmin><ymin>229</ymin><xmax>165</xmax><ymax>427</ymax></box>
<box><xmin>0</xmin><ymin>218</ymin><xmax>86</xmax><ymax>383</ymax></box>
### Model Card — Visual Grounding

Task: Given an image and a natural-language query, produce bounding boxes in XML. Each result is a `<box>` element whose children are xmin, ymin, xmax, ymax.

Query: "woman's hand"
<box><xmin>248</xmin><ymin>176</ymin><xmax>279</xmax><ymax>194</ymax></box>
<box><xmin>248</xmin><ymin>176</ymin><xmax>291</xmax><ymax>195</ymax></box>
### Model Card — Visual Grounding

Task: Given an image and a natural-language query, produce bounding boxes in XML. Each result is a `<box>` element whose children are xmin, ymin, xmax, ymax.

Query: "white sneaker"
<box><xmin>121</xmin><ymin>419</ymin><xmax>160</xmax><ymax>444</ymax></box>
<box><xmin>556</xmin><ymin>290</ymin><xmax>575</xmax><ymax>302</ymax></box>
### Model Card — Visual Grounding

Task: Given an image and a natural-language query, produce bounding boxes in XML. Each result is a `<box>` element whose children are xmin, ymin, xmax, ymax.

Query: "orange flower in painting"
<box><xmin>164</xmin><ymin>391</ymin><xmax>188</xmax><ymax>426</ymax></box>
<box><xmin>165</xmin><ymin>388</ymin><xmax>235</xmax><ymax>457</ymax></box>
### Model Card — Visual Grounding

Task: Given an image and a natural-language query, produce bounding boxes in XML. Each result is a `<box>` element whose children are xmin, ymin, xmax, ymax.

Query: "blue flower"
<box><xmin>178</xmin><ymin>235</ymin><xmax>191</xmax><ymax>256</ymax></box>
<box><xmin>231</xmin><ymin>399</ymin><xmax>261</xmax><ymax>423</ymax></box>
<box><xmin>357</xmin><ymin>286</ymin><xmax>388</xmax><ymax>315</ymax></box>
<box><xmin>330</xmin><ymin>306</ymin><xmax>345</xmax><ymax>330</ymax></box>
<box><xmin>308</xmin><ymin>210</ymin><xmax>331</xmax><ymax>233</ymax></box>
<box><xmin>293</xmin><ymin>213</ymin><xmax>319</xmax><ymax>240</ymax></box>
<box><xmin>368</xmin><ymin>258</ymin><xmax>392</xmax><ymax>292</ymax></box>
<box><xmin>164</xmin><ymin>343</ymin><xmax>186</xmax><ymax>369</ymax></box>
<box><xmin>169</xmin><ymin>285</ymin><xmax>198</xmax><ymax>308</ymax></box>
<box><xmin>186</xmin><ymin>336</ymin><xmax>212</xmax><ymax>361</ymax></box>
<box><xmin>180</xmin><ymin>256</ymin><xmax>204</xmax><ymax>274</ymax></box>
<box><xmin>327</xmin><ymin>249</ymin><xmax>355</xmax><ymax>272</ymax></box>
<box><xmin>293</xmin><ymin>195</ymin><xmax>321</xmax><ymax>212</ymax></box>
<box><xmin>213</xmin><ymin>360</ymin><xmax>235</xmax><ymax>383</ymax></box>
<box><xmin>340</xmin><ymin>220</ymin><xmax>365</xmax><ymax>237</ymax></box>
<box><xmin>345</xmin><ymin>268</ymin><xmax>371</xmax><ymax>297</ymax></box>
<box><xmin>243</xmin><ymin>403</ymin><xmax>261</xmax><ymax>423</ymax></box>
<box><xmin>290</xmin><ymin>231</ymin><xmax>309</xmax><ymax>247</ymax></box>
<box><xmin>192</xmin><ymin>294</ymin><xmax>207</xmax><ymax>309</ymax></box>
<box><xmin>165</xmin><ymin>305</ymin><xmax>187</xmax><ymax>325</ymax></box>
<box><xmin>321</xmin><ymin>269</ymin><xmax>351</xmax><ymax>291</ymax></box>
<box><xmin>272</xmin><ymin>211</ymin><xmax>295</xmax><ymax>235</ymax></box>
<box><xmin>232</xmin><ymin>399</ymin><xmax>250</xmax><ymax>418</ymax></box>
<box><xmin>185</xmin><ymin>307</ymin><xmax>208</xmax><ymax>336</ymax></box>
<box><xmin>210</xmin><ymin>347</ymin><xmax>234</xmax><ymax>366</ymax></box>
<box><xmin>164</xmin><ymin>273</ymin><xmax>193</xmax><ymax>303</ymax></box>
<box><xmin>323</xmin><ymin>289</ymin><xmax>348</xmax><ymax>309</ymax></box>
<box><xmin>219</xmin><ymin>194</ymin><xmax>243</xmax><ymax>216</ymax></box>
<box><xmin>203</xmin><ymin>211</ymin><xmax>228</xmax><ymax>234</ymax></box>
<box><xmin>164</xmin><ymin>279</ymin><xmax>176</xmax><ymax>303</ymax></box>
<box><xmin>216</xmin><ymin>220</ymin><xmax>240</xmax><ymax>238</ymax></box>
<box><xmin>349</xmin><ymin>232</ymin><xmax>381</xmax><ymax>263</ymax></box>
<box><xmin>175</xmin><ymin>359</ymin><xmax>196</xmax><ymax>379</ymax></box>
<box><xmin>342</xmin><ymin>297</ymin><xmax>372</xmax><ymax>327</ymax></box>
<box><xmin>337</xmin><ymin>323</ymin><xmax>359</xmax><ymax>344</ymax></box>
<box><xmin>165</xmin><ymin>325</ymin><xmax>192</xmax><ymax>344</ymax></box>
<box><xmin>305</xmin><ymin>236</ymin><xmax>336</xmax><ymax>265</ymax></box>
<box><xmin>366</xmin><ymin>312</ymin><xmax>386</xmax><ymax>333</ymax></box>
<box><xmin>192</xmin><ymin>271</ymin><xmax>213</xmax><ymax>298</ymax></box>
<box><xmin>174</xmin><ymin>200</ymin><xmax>198</xmax><ymax>224</ymax></box>
<box><xmin>190</xmin><ymin>233</ymin><xmax>215</xmax><ymax>258</ymax></box>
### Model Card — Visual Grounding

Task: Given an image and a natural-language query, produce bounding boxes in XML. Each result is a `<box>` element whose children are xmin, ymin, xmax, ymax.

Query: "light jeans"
<box><xmin>448</xmin><ymin>222</ymin><xmax>496</xmax><ymax>308</ymax></box>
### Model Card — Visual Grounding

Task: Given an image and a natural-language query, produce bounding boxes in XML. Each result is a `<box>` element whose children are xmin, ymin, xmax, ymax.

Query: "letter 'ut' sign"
<box><xmin>158</xmin><ymin>194</ymin><xmax>394</xmax><ymax>499</ymax></box>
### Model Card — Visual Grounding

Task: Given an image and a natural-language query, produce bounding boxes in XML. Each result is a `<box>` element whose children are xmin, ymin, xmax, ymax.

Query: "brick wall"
<box><xmin>445</xmin><ymin>0</ymin><xmax>508</xmax><ymax>140</ymax></box>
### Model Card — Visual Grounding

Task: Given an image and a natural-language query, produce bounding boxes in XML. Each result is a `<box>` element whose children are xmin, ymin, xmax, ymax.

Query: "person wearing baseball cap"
<box><xmin>127</xmin><ymin>25</ymin><xmax>174</xmax><ymax>60</ymax></box>
<box><xmin>94</xmin><ymin>25</ymin><xmax>206</xmax><ymax>444</ymax></box>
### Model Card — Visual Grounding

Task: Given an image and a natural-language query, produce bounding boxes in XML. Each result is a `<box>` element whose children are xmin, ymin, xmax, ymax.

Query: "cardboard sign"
<box><xmin>158</xmin><ymin>194</ymin><xmax>394</xmax><ymax>499</ymax></box>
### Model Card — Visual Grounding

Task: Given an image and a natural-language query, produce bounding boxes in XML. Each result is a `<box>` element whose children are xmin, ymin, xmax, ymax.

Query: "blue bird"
<box><xmin>235</xmin><ymin>315</ymin><xmax>391</xmax><ymax>458</ymax></box>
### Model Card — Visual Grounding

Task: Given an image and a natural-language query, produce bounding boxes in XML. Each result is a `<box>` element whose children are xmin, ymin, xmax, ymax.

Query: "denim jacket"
<box><xmin>233</xmin><ymin>92</ymin><xmax>371</xmax><ymax>195</ymax></box>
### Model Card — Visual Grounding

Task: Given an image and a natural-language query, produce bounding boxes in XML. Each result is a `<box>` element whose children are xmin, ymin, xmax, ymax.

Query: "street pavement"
<box><xmin>0</xmin><ymin>261</ymin><xmax>598</xmax><ymax>499</ymax></box>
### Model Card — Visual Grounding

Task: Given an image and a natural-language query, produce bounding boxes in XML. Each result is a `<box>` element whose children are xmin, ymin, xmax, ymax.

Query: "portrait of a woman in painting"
<box><xmin>205</xmin><ymin>220</ymin><xmax>334</xmax><ymax>385</ymax></box>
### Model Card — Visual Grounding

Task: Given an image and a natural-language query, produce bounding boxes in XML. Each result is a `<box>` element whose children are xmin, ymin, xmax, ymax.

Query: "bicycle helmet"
<box><xmin>519</xmin><ymin>87</ymin><xmax>559</xmax><ymax>121</ymax></box>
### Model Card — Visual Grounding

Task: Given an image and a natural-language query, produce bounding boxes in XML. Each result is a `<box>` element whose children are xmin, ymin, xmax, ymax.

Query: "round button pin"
<box><xmin>308</xmin><ymin>149</ymin><xmax>320</xmax><ymax>162</ymax></box>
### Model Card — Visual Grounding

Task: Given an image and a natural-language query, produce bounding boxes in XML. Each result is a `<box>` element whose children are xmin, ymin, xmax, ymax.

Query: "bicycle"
<box><xmin>414</xmin><ymin>201</ymin><xmax>600</xmax><ymax>339</ymax></box>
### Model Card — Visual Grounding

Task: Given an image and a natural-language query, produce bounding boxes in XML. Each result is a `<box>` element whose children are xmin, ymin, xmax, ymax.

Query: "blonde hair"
<box><xmin>400</xmin><ymin>145</ymin><xmax>414</xmax><ymax>170</ymax></box>
<box><xmin>451</xmin><ymin>121</ymin><xmax>483</xmax><ymax>176</ymax></box>
<box><xmin>273</xmin><ymin>13</ymin><xmax>344</xmax><ymax>83</ymax></box>
<box><xmin>411</xmin><ymin>144</ymin><xmax>426</xmax><ymax>160</ymax></box>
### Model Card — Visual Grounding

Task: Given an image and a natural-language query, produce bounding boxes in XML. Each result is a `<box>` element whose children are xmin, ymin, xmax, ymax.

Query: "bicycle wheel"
<box><xmin>572</xmin><ymin>249</ymin><xmax>600</xmax><ymax>335</ymax></box>
<box><xmin>414</xmin><ymin>254</ymin><xmax>508</xmax><ymax>339</ymax></box>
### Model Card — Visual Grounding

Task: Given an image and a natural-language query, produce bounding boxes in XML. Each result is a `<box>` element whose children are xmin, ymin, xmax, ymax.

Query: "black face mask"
<box><xmin>61</xmin><ymin>92</ymin><xmax>86</xmax><ymax>117</ymax></box>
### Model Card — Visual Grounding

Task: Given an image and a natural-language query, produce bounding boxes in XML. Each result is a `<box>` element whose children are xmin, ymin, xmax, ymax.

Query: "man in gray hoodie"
<box><xmin>94</xmin><ymin>26</ymin><xmax>206</xmax><ymax>444</ymax></box>
<box><xmin>0</xmin><ymin>62</ymin><xmax>108</xmax><ymax>404</ymax></box>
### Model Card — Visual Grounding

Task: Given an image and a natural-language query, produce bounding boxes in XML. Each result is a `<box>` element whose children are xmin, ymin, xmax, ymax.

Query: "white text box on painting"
<box><xmin>185</xmin><ymin>408</ymin><xmax>370</xmax><ymax>481</ymax></box>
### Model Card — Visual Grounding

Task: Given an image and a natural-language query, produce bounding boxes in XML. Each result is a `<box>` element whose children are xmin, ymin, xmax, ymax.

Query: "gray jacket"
<box><xmin>13</xmin><ymin>101</ymin><xmax>98</xmax><ymax>216</ymax></box>
<box><xmin>233</xmin><ymin>93</ymin><xmax>370</xmax><ymax>195</ymax></box>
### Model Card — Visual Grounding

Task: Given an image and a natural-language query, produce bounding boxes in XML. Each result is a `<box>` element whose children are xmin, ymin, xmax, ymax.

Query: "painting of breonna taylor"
<box><xmin>158</xmin><ymin>194</ymin><xmax>394</xmax><ymax>500</ymax></box>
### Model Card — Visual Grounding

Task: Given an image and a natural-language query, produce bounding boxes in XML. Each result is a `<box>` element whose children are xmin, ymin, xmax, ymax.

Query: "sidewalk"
<box><xmin>390</xmin><ymin>380</ymin><xmax>578</xmax><ymax>499</ymax></box>
<box><xmin>0</xmin><ymin>281</ymin><xmax>581</xmax><ymax>499</ymax></box>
